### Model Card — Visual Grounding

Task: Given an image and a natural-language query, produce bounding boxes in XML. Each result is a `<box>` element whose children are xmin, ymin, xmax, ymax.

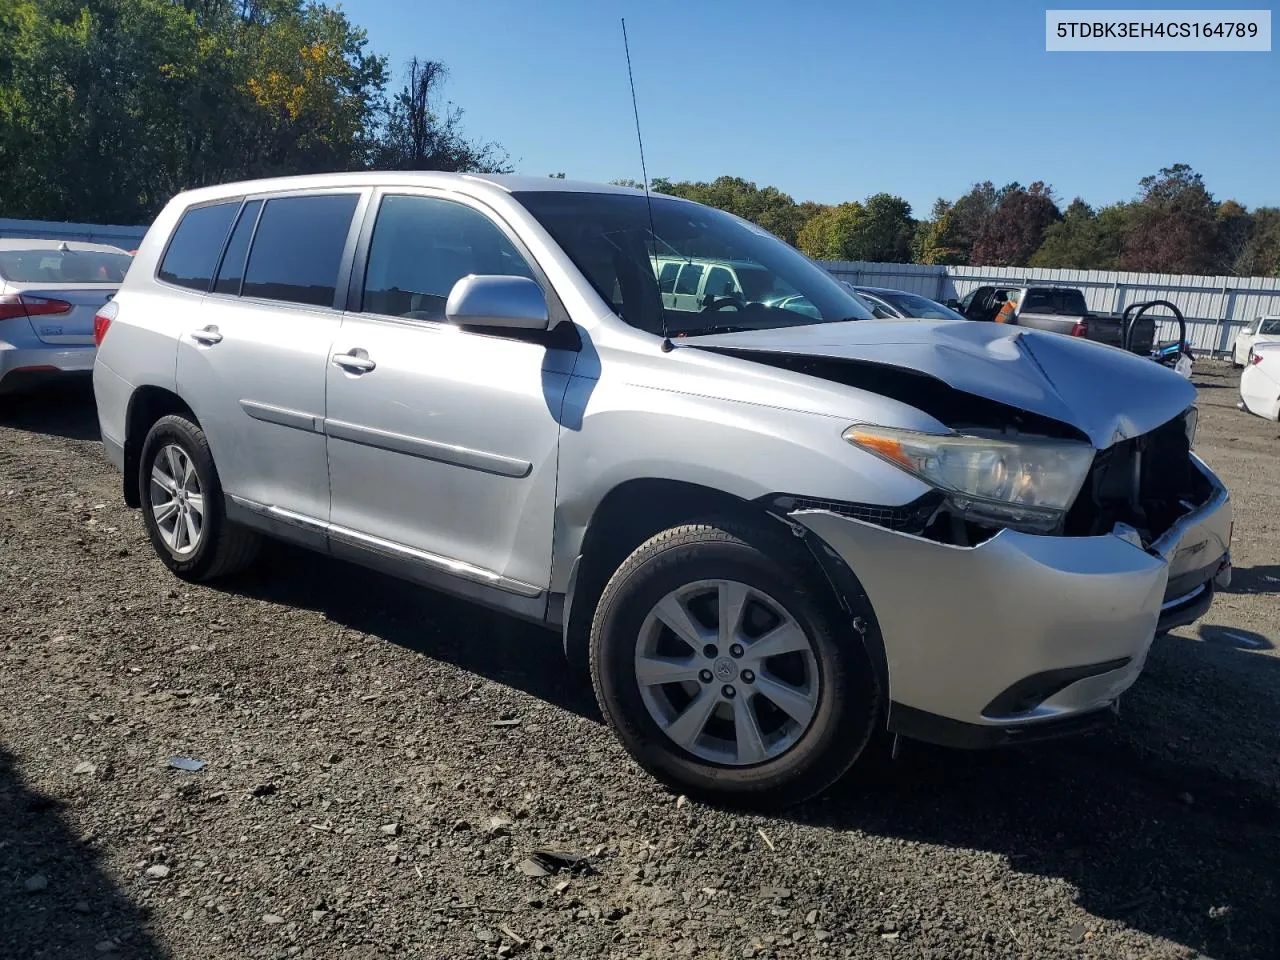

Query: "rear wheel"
<box><xmin>590</xmin><ymin>520</ymin><xmax>881</xmax><ymax>807</ymax></box>
<box><xmin>138</xmin><ymin>414</ymin><xmax>260</xmax><ymax>581</ymax></box>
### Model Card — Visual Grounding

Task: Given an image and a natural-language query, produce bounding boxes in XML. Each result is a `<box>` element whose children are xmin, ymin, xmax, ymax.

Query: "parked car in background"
<box><xmin>950</xmin><ymin>285</ymin><xmax>1156</xmax><ymax>356</ymax></box>
<box><xmin>843</xmin><ymin>284</ymin><xmax>967</xmax><ymax>321</ymax></box>
<box><xmin>95</xmin><ymin>173</ymin><xmax>1231</xmax><ymax>805</ymax></box>
<box><xmin>1239</xmin><ymin>342</ymin><xmax>1280</xmax><ymax>420</ymax></box>
<box><xmin>1232</xmin><ymin>315</ymin><xmax>1280</xmax><ymax>367</ymax></box>
<box><xmin>0</xmin><ymin>239</ymin><xmax>132</xmax><ymax>396</ymax></box>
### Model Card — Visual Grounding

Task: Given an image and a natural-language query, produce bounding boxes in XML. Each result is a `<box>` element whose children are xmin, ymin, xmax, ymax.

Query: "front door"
<box><xmin>324</xmin><ymin>191</ymin><xmax>574</xmax><ymax>598</ymax></box>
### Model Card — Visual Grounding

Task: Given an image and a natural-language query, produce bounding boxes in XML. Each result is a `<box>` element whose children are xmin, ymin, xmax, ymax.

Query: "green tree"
<box><xmin>796</xmin><ymin>196</ymin><xmax>914</xmax><ymax>262</ymax></box>
<box><xmin>651</xmin><ymin>176</ymin><xmax>807</xmax><ymax>245</ymax></box>
<box><xmin>1030</xmin><ymin>199</ymin><xmax>1128</xmax><ymax>269</ymax></box>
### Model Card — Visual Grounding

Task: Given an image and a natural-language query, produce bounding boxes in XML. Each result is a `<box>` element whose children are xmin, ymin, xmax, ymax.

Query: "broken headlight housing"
<box><xmin>844</xmin><ymin>425</ymin><xmax>1095</xmax><ymax>534</ymax></box>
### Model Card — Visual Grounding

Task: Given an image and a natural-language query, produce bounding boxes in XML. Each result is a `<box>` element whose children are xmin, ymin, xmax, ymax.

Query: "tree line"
<box><xmin>0</xmin><ymin>0</ymin><xmax>507</xmax><ymax>225</ymax></box>
<box><xmin>648</xmin><ymin>165</ymin><xmax>1280</xmax><ymax>278</ymax></box>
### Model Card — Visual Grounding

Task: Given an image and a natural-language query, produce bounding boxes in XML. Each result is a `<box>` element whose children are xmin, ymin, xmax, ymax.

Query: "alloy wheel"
<box><xmin>149</xmin><ymin>443</ymin><xmax>205</xmax><ymax>556</ymax></box>
<box><xmin>634</xmin><ymin>579</ymin><xmax>820</xmax><ymax>766</ymax></box>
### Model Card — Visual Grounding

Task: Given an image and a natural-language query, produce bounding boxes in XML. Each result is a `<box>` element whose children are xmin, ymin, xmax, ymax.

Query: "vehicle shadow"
<box><xmin>1225</xmin><ymin>564</ymin><xmax>1280</xmax><ymax>597</ymax></box>
<box><xmin>792</xmin><ymin>631</ymin><xmax>1280</xmax><ymax>957</ymax></box>
<box><xmin>0</xmin><ymin>746</ymin><xmax>166</xmax><ymax>958</ymax></box>
<box><xmin>216</xmin><ymin>543</ymin><xmax>1280</xmax><ymax>956</ymax></box>
<box><xmin>0</xmin><ymin>380</ymin><xmax>100</xmax><ymax>442</ymax></box>
<box><xmin>218</xmin><ymin>540</ymin><xmax>601</xmax><ymax>722</ymax></box>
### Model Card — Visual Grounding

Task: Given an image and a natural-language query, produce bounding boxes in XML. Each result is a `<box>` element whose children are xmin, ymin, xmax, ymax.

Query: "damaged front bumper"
<box><xmin>791</xmin><ymin>454</ymin><xmax>1231</xmax><ymax>749</ymax></box>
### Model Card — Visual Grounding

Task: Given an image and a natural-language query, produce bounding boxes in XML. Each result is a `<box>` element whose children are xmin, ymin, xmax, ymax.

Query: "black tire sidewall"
<box><xmin>138</xmin><ymin>415</ymin><xmax>225</xmax><ymax>579</ymax></box>
<box><xmin>592</xmin><ymin>525</ymin><xmax>880</xmax><ymax>806</ymax></box>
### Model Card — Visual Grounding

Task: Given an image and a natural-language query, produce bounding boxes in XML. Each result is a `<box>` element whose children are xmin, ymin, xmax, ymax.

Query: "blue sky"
<box><xmin>337</xmin><ymin>0</ymin><xmax>1278</xmax><ymax>215</ymax></box>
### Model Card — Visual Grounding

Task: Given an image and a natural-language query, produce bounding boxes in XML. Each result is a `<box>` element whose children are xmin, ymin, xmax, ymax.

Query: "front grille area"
<box><xmin>1064</xmin><ymin>409</ymin><xmax>1209</xmax><ymax>541</ymax></box>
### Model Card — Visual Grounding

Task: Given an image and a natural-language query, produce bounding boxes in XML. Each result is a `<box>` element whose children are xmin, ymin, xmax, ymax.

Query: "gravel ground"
<box><xmin>1</xmin><ymin>360</ymin><xmax>1277</xmax><ymax>960</ymax></box>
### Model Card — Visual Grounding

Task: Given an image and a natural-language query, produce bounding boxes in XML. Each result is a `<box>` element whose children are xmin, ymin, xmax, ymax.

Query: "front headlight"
<box><xmin>844</xmin><ymin>425</ymin><xmax>1095</xmax><ymax>533</ymax></box>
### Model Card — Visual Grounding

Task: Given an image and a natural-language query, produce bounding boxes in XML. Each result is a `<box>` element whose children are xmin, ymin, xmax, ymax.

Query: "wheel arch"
<box><xmin>123</xmin><ymin>386</ymin><xmax>199</xmax><ymax>508</ymax></box>
<box><xmin>560</xmin><ymin>478</ymin><xmax>889</xmax><ymax>704</ymax></box>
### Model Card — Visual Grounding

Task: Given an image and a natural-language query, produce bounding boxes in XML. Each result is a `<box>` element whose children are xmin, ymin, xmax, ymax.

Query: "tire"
<box><xmin>589</xmin><ymin>519</ymin><xmax>882</xmax><ymax>807</ymax></box>
<box><xmin>138</xmin><ymin>414</ymin><xmax>260</xmax><ymax>581</ymax></box>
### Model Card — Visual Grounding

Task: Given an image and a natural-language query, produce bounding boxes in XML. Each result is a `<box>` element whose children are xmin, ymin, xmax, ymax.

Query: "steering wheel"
<box><xmin>704</xmin><ymin>297</ymin><xmax>744</xmax><ymax>311</ymax></box>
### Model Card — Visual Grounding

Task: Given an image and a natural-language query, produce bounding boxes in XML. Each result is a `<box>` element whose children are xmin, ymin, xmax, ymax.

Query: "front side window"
<box><xmin>242</xmin><ymin>194</ymin><xmax>359</xmax><ymax>307</ymax></box>
<box><xmin>362</xmin><ymin>194</ymin><xmax>535</xmax><ymax>321</ymax></box>
<box><xmin>705</xmin><ymin>266</ymin><xmax>737</xmax><ymax>298</ymax></box>
<box><xmin>513</xmin><ymin>191</ymin><xmax>874</xmax><ymax>336</ymax></box>
<box><xmin>159</xmin><ymin>201</ymin><xmax>239</xmax><ymax>291</ymax></box>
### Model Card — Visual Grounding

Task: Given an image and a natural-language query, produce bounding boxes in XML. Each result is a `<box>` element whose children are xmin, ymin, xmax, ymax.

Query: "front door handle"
<box><xmin>331</xmin><ymin>350</ymin><xmax>376</xmax><ymax>373</ymax></box>
<box><xmin>189</xmin><ymin>325</ymin><xmax>223</xmax><ymax>345</ymax></box>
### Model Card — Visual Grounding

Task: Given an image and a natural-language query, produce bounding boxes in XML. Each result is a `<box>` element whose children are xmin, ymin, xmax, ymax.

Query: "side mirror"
<box><xmin>446</xmin><ymin>275</ymin><xmax>550</xmax><ymax>331</ymax></box>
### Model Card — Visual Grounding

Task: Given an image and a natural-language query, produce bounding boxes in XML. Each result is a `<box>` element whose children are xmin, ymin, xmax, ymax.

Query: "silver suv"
<box><xmin>93</xmin><ymin>174</ymin><xmax>1232</xmax><ymax>805</ymax></box>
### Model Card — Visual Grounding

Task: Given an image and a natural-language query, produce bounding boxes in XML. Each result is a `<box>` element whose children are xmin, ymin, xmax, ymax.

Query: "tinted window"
<box><xmin>212</xmin><ymin>200</ymin><xmax>262</xmax><ymax>295</ymax></box>
<box><xmin>1261</xmin><ymin>318</ymin><xmax>1280</xmax><ymax>335</ymax></box>
<box><xmin>657</xmin><ymin>261</ymin><xmax>680</xmax><ymax>293</ymax></box>
<box><xmin>242</xmin><ymin>194</ymin><xmax>359</xmax><ymax>306</ymax></box>
<box><xmin>0</xmin><ymin>248</ymin><xmax>132</xmax><ymax>283</ymax></box>
<box><xmin>674</xmin><ymin>263</ymin><xmax>704</xmax><ymax>295</ymax></box>
<box><xmin>362</xmin><ymin>195</ymin><xmax>535</xmax><ymax>321</ymax></box>
<box><xmin>159</xmin><ymin>202</ymin><xmax>239</xmax><ymax>291</ymax></box>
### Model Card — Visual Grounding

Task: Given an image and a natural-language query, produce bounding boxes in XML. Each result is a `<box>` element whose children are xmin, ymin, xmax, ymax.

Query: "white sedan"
<box><xmin>1232</xmin><ymin>315</ymin><xmax>1280</xmax><ymax>367</ymax></box>
<box><xmin>1240</xmin><ymin>342</ymin><xmax>1280</xmax><ymax>420</ymax></box>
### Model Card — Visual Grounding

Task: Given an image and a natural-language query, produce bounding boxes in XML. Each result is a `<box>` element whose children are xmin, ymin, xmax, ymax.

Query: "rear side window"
<box><xmin>212</xmin><ymin>200</ymin><xmax>263</xmax><ymax>295</ymax></box>
<box><xmin>158</xmin><ymin>202</ymin><xmax>239</xmax><ymax>291</ymax></box>
<box><xmin>361</xmin><ymin>194</ymin><xmax>535</xmax><ymax>321</ymax></box>
<box><xmin>242</xmin><ymin>194</ymin><xmax>359</xmax><ymax>307</ymax></box>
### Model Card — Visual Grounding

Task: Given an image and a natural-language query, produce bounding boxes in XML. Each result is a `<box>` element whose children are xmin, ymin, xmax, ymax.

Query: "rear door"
<box><xmin>174</xmin><ymin>190</ymin><xmax>367</xmax><ymax>527</ymax></box>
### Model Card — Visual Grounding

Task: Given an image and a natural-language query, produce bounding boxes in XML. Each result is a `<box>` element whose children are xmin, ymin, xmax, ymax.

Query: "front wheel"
<box><xmin>138</xmin><ymin>414</ymin><xmax>260</xmax><ymax>581</ymax></box>
<box><xmin>590</xmin><ymin>520</ymin><xmax>881</xmax><ymax>807</ymax></box>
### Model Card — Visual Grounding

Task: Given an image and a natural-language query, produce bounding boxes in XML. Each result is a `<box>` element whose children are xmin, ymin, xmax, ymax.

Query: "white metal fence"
<box><xmin>0</xmin><ymin>217</ymin><xmax>148</xmax><ymax>251</ymax></box>
<box><xmin>821</xmin><ymin>260</ymin><xmax>1280</xmax><ymax>356</ymax></box>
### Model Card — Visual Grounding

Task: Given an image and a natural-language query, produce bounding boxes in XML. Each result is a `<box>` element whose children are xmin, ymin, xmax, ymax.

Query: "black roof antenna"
<box><xmin>621</xmin><ymin>18</ymin><xmax>673</xmax><ymax>353</ymax></box>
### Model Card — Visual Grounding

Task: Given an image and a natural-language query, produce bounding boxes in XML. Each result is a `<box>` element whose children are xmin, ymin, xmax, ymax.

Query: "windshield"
<box><xmin>0</xmin><ymin>248</ymin><xmax>132</xmax><ymax>283</ymax></box>
<box><xmin>513</xmin><ymin>191</ymin><xmax>874</xmax><ymax>336</ymax></box>
<box><xmin>876</xmin><ymin>290</ymin><xmax>966</xmax><ymax>321</ymax></box>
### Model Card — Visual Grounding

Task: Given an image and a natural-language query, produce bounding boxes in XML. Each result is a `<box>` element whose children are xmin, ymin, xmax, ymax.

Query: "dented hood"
<box><xmin>691</xmin><ymin>319</ymin><xmax>1197</xmax><ymax>449</ymax></box>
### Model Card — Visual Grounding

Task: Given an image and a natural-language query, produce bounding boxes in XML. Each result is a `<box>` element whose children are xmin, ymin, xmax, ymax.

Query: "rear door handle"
<box><xmin>189</xmin><ymin>325</ymin><xmax>223</xmax><ymax>345</ymax></box>
<box><xmin>331</xmin><ymin>350</ymin><xmax>376</xmax><ymax>373</ymax></box>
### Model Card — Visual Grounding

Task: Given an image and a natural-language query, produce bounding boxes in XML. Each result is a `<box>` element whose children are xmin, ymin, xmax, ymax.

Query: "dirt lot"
<box><xmin>1</xmin><ymin>360</ymin><xmax>1277</xmax><ymax>960</ymax></box>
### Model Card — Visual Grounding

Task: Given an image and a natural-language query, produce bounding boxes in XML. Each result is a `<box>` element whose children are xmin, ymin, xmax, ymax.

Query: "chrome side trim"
<box><xmin>323</xmin><ymin>418</ymin><xmax>532</xmax><ymax>478</ymax></box>
<box><xmin>225</xmin><ymin>495</ymin><xmax>541</xmax><ymax>599</ymax></box>
<box><xmin>239</xmin><ymin>399</ymin><xmax>323</xmax><ymax>433</ymax></box>
<box><xmin>326</xmin><ymin>523</ymin><xmax>542</xmax><ymax>598</ymax></box>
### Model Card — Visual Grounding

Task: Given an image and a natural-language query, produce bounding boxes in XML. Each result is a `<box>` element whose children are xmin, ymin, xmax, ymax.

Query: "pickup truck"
<box><xmin>949</xmin><ymin>285</ymin><xmax>1156</xmax><ymax>355</ymax></box>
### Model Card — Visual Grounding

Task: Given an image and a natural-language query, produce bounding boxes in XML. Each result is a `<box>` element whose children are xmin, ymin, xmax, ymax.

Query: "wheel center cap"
<box><xmin>713</xmin><ymin>657</ymin><xmax>738</xmax><ymax>682</ymax></box>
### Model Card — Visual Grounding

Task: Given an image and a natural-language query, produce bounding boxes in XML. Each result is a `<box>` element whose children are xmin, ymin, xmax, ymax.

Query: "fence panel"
<box><xmin>820</xmin><ymin>259</ymin><xmax>1280</xmax><ymax>356</ymax></box>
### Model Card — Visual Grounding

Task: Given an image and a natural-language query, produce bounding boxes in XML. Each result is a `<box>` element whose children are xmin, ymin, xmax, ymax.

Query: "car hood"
<box><xmin>690</xmin><ymin>319</ymin><xmax>1196</xmax><ymax>448</ymax></box>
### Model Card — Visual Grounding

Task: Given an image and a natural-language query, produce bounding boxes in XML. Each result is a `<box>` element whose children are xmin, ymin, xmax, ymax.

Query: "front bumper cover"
<box><xmin>791</xmin><ymin>455</ymin><xmax>1231</xmax><ymax>743</ymax></box>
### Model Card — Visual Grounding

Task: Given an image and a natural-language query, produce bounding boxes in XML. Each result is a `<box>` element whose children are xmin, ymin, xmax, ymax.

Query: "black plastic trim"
<box><xmin>1157</xmin><ymin>581</ymin><xmax>1215</xmax><ymax>634</ymax></box>
<box><xmin>888</xmin><ymin>701</ymin><xmax>1118</xmax><ymax>750</ymax></box>
<box><xmin>982</xmin><ymin>657</ymin><xmax>1131</xmax><ymax>718</ymax></box>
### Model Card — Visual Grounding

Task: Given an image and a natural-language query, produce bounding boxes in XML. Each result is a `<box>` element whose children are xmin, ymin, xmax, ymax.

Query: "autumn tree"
<box><xmin>970</xmin><ymin>182</ymin><xmax>1061</xmax><ymax>267</ymax></box>
<box><xmin>1119</xmin><ymin>164</ymin><xmax>1222</xmax><ymax>274</ymax></box>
